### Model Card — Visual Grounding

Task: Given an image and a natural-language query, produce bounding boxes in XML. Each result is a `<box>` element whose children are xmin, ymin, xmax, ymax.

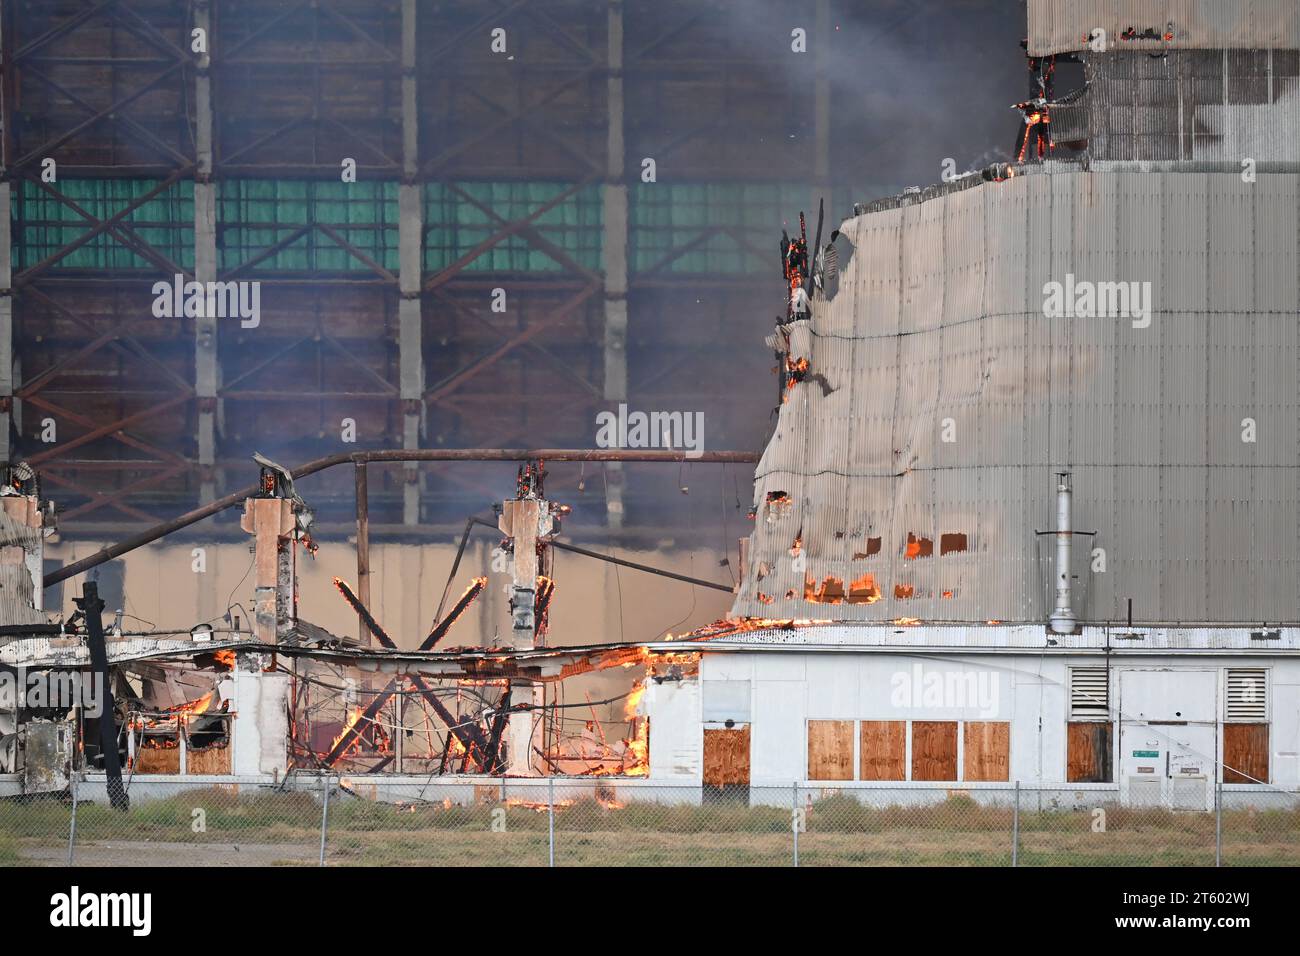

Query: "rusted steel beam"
<box><xmin>424</xmin><ymin>285</ymin><xmax>598</xmax><ymax>403</ymax></box>
<box><xmin>14</xmin><ymin>168</ymin><xmax>193</xmax><ymax>279</ymax></box>
<box><xmin>42</xmin><ymin>448</ymin><xmax>759</xmax><ymax>588</ymax></box>
<box><xmin>422</xmin><ymin>179</ymin><xmax>596</xmax><ymax>293</ymax></box>
<box><xmin>25</xmin><ymin>393</ymin><xmax>191</xmax><ymax>467</ymax></box>
<box><xmin>468</xmin><ymin>516</ymin><xmax>733</xmax><ymax>593</ymax></box>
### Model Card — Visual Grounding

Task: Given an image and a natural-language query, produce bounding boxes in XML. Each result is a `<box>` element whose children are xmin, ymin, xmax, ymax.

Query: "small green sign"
<box><xmin>1132</xmin><ymin>750</ymin><xmax>1159</xmax><ymax>758</ymax></box>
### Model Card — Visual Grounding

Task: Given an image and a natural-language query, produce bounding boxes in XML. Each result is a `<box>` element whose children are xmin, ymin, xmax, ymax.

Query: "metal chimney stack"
<box><xmin>1049</xmin><ymin>472</ymin><xmax>1076</xmax><ymax>635</ymax></box>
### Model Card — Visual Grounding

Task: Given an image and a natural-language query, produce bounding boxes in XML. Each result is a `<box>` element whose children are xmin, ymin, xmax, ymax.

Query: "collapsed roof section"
<box><xmin>734</xmin><ymin>165</ymin><xmax>1300</xmax><ymax>626</ymax></box>
<box><xmin>1027</xmin><ymin>0</ymin><xmax>1300</xmax><ymax>55</ymax></box>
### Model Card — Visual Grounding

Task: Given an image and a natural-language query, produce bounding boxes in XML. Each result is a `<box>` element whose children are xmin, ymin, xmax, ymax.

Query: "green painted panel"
<box><xmin>14</xmin><ymin>178</ymin><xmax>808</xmax><ymax>276</ymax></box>
<box><xmin>424</xmin><ymin>181</ymin><xmax>603</xmax><ymax>273</ymax></box>
<box><xmin>218</xmin><ymin>180</ymin><xmax>399</xmax><ymax>273</ymax></box>
<box><xmin>629</xmin><ymin>182</ymin><xmax>809</xmax><ymax>275</ymax></box>
<box><xmin>16</xmin><ymin>179</ymin><xmax>194</xmax><ymax>271</ymax></box>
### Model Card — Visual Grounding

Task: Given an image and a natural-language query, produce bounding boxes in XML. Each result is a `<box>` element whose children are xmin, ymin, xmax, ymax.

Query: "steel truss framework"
<box><xmin>1</xmin><ymin>0</ymin><xmax>845</xmax><ymax>534</ymax></box>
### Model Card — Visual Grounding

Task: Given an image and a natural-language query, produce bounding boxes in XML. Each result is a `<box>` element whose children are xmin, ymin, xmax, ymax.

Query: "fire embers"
<box><xmin>127</xmin><ymin>687</ymin><xmax>232</xmax><ymax>773</ymax></box>
<box><xmin>781</xmin><ymin>214</ymin><xmax>811</xmax><ymax>324</ymax></box>
<box><xmin>765</xmin><ymin>490</ymin><xmax>793</xmax><ymax>523</ymax></box>
<box><xmin>329</xmin><ymin>706</ymin><xmax>392</xmax><ymax>760</ymax></box>
<box><xmin>548</xmin><ymin>681</ymin><xmax>649</xmax><ymax>777</ymax></box>
<box><xmin>803</xmin><ymin>573</ymin><xmax>881</xmax><ymax>605</ymax></box>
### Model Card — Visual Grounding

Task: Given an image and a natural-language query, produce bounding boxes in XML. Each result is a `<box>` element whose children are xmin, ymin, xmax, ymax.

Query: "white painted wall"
<box><xmin>645</xmin><ymin>651</ymin><xmax>1300</xmax><ymax>795</ymax></box>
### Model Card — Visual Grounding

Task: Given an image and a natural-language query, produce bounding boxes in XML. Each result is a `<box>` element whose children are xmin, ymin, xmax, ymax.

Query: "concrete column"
<box><xmin>603</xmin><ymin>0</ymin><xmax>628</xmax><ymax>529</ymax></box>
<box><xmin>239</xmin><ymin>496</ymin><xmax>295</xmax><ymax>643</ymax></box>
<box><xmin>0</xmin><ymin>183</ymin><xmax>11</xmax><ymax>467</ymax></box>
<box><xmin>193</xmin><ymin>0</ymin><xmax>218</xmax><ymax>503</ymax></box>
<box><xmin>399</xmin><ymin>0</ymin><xmax>423</xmax><ymax>525</ymax></box>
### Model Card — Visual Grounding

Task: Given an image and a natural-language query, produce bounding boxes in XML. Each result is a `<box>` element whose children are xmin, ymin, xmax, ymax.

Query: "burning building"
<box><xmin>638</xmin><ymin>1</ymin><xmax>1300</xmax><ymax>808</ymax></box>
<box><xmin>2</xmin><ymin>1</ymin><xmax>1299</xmax><ymax>814</ymax></box>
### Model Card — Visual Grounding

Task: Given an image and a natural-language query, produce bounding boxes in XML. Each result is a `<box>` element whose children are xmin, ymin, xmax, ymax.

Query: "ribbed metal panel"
<box><xmin>735</xmin><ymin>168</ymin><xmax>1300</xmax><ymax>626</ymax></box>
<box><xmin>1028</xmin><ymin>1</ymin><xmax>1300</xmax><ymax>55</ymax></box>
<box><xmin>0</xmin><ymin>510</ymin><xmax>47</xmax><ymax>628</ymax></box>
<box><xmin>1084</xmin><ymin>50</ymin><xmax>1300</xmax><ymax>162</ymax></box>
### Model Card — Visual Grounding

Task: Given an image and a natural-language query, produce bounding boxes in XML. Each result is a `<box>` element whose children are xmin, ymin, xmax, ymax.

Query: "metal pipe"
<box><xmin>354</xmin><ymin>461</ymin><xmax>371</xmax><ymax>647</ymax></box>
<box><xmin>43</xmin><ymin>448</ymin><xmax>758</xmax><ymax>588</ymax></box>
<box><xmin>67</xmin><ymin>772</ymin><xmax>78</xmax><ymax>865</ymax></box>
<box><xmin>1012</xmin><ymin>780</ymin><xmax>1020</xmax><ymax>866</ymax></box>
<box><xmin>548</xmin><ymin>776</ymin><xmax>556</xmax><ymax>867</ymax></box>
<box><xmin>468</xmin><ymin>517</ymin><xmax>733</xmax><ymax>592</ymax></box>
<box><xmin>319</xmin><ymin>774</ymin><xmax>331</xmax><ymax>867</ymax></box>
<box><xmin>1049</xmin><ymin>472</ymin><xmax>1076</xmax><ymax>635</ymax></box>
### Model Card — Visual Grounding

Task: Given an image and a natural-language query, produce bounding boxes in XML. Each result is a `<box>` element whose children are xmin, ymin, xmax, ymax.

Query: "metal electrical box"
<box><xmin>22</xmin><ymin>719</ymin><xmax>74</xmax><ymax>795</ymax></box>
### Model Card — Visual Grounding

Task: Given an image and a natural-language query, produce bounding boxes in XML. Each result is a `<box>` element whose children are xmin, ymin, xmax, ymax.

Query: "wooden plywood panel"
<box><xmin>807</xmin><ymin>720</ymin><xmax>854</xmax><ymax>780</ymax></box>
<box><xmin>963</xmin><ymin>721</ymin><xmax>1010</xmax><ymax>781</ymax></box>
<box><xmin>135</xmin><ymin>746</ymin><xmax>181</xmax><ymax>774</ymax></box>
<box><xmin>1223</xmin><ymin>723</ymin><xmax>1269</xmax><ymax>784</ymax></box>
<box><xmin>188</xmin><ymin>745</ymin><xmax>232</xmax><ymax>775</ymax></box>
<box><xmin>1067</xmin><ymin>722</ymin><xmax>1113</xmax><ymax>782</ymax></box>
<box><xmin>859</xmin><ymin>720</ymin><xmax>906</xmax><ymax>780</ymax></box>
<box><xmin>910</xmin><ymin>721</ymin><xmax>957</xmax><ymax>781</ymax></box>
<box><xmin>703</xmin><ymin>727</ymin><xmax>750</xmax><ymax>787</ymax></box>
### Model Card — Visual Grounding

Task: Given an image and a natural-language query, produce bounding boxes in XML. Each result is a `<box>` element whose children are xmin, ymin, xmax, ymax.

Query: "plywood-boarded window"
<box><xmin>807</xmin><ymin>720</ymin><xmax>854</xmax><ymax>780</ymax></box>
<box><xmin>963</xmin><ymin>721</ymin><xmax>1010</xmax><ymax>781</ymax></box>
<box><xmin>703</xmin><ymin>727</ymin><xmax>751</xmax><ymax>788</ymax></box>
<box><xmin>1223</xmin><ymin>724</ymin><xmax>1268</xmax><ymax>784</ymax></box>
<box><xmin>910</xmin><ymin>721</ymin><xmax>957</xmax><ymax>781</ymax></box>
<box><xmin>859</xmin><ymin>720</ymin><xmax>906</xmax><ymax>780</ymax></box>
<box><xmin>1066</xmin><ymin>722</ymin><xmax>1113</xmax><ymax>782</ymax></box>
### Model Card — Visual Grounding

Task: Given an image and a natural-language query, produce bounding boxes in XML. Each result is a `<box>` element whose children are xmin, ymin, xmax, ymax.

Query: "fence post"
<box><xmin>318</xmin><ymin>774</ymin><xmax>331</xmax><ymax>867</ymax></box>
<box><xmin>792</xmin><ymin>782</ymin><xmax>799</xmax><ymax>867</ymax></box>
<box><xmin>1011</xmin><ymin>781</ymin><xmax>1020</xmax><ymax>867</ymax></box>
<box><xmin>67</xmin><ymin>772</ymin><xmax>78</xmax><ymax>866</ymax></box>
<box><xmin>1214</xmin><ymin>780</ymin><xmax>1222</xmax><ymax>867</ymax></box>
<box><xmin>547</xmin><ymin>777</ymin><xmax>555</xmax><ymax>868</ymax></box>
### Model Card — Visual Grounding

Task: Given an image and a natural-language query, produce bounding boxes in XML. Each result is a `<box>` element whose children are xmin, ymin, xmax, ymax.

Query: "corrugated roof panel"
<box><xmin>735</xmin><ymin>169</ymin><xmax>1300</xmax><ymax>625</ymax></box>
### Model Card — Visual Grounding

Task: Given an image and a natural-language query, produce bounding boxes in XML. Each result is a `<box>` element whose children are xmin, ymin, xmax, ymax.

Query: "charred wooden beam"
<box><xmin>76</xmin><ymin>582</ymin><xmax>128</xmax><ymax>810</ymax></box>
<box><xmin>322</xmin><ymin>676</ymin><xmax>399</xmax><ymax>767</ymax></box>
<box><xmin>422</xmin><ymin>577</ymin><xmax>485</xmax><ymax>650</ymax></box>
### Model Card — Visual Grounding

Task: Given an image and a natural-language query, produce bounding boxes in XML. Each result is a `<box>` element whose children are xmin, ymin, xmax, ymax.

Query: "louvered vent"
<box><xmin>1069</xmin><ymin>667</ymin><xmax>1109</xmax><ymax>720</ymax></box>
<box><xmin>1226</xmin><ymin>669</ymin><xmax>1268</xmax><ymax>722</ymax></box>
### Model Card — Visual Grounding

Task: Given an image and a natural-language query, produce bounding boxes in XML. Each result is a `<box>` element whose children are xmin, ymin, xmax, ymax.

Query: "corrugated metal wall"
<box><xmin>735</xmin><ymin>169</ymin><xmax>1300</xmax><ymax>625</ymax></box>
<box><xmin>1028</xmin><ymin>0</ymin><xmax>1300</xmax><ymax>55</ymax></box>
<box><xmin>1081</xmin><ymin>49</ymin><xmax>1300</xmax><ymax>161</ymax></box>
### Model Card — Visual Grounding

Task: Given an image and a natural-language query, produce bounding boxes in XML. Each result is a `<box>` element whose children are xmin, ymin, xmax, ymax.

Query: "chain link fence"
<box><xmin>1</xmin><ymin>778</ymin><xmax>1297</xmax><ymax>866</ymax></box>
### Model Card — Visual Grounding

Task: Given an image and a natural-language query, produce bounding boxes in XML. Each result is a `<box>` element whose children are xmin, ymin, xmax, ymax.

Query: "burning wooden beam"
<box><xmin>323</xmin><ymin>677</ymin><xmax>399</xmax><ymax>767</ymax></box>
<box><xmin>333</xmin><ymin>577</ymin><xmax>396</xmax><ymax>649</ymax></box>
<box><xmin>421</xmin><ymin>577</ymin><xmax>486</xmax><ymax>650</ymax></box>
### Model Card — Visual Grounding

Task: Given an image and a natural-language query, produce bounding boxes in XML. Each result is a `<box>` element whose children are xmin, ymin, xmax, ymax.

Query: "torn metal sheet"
<box><xmin>0</xmin><ymin>504</ymin><xmax>50</xmax><ymax>627</ymax></box>
<box><xmin>735</xmin><ymin>167</ymin><xmax>1300</xmax><ymax>626</ymax></box>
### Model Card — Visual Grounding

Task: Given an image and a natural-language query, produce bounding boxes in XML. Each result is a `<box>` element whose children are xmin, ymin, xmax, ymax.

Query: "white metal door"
<box><xmin>1118</xmin><ymin>669</ymin><xmax>1216</xmax><ymax>811</ymax></box>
